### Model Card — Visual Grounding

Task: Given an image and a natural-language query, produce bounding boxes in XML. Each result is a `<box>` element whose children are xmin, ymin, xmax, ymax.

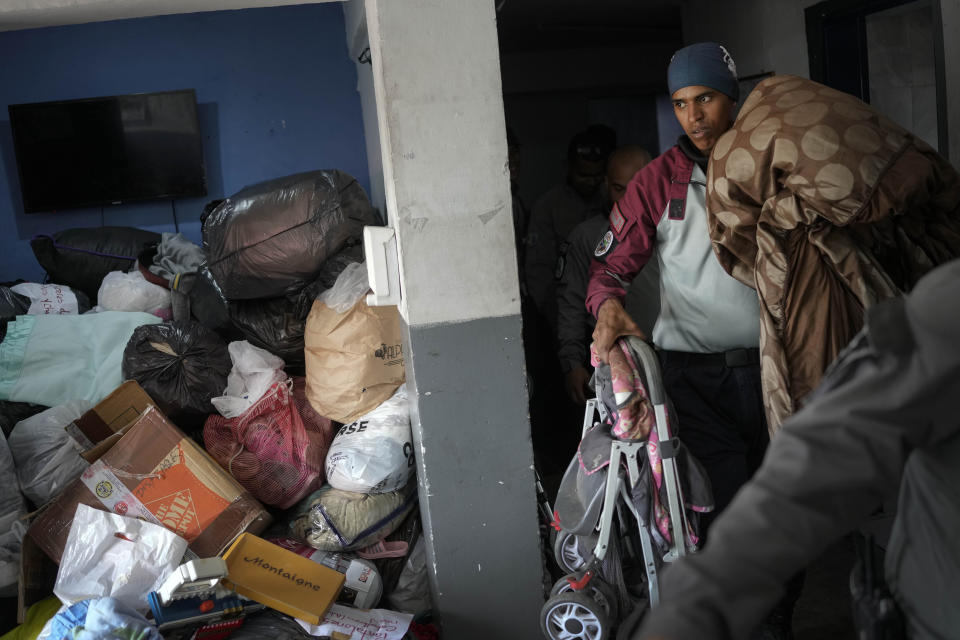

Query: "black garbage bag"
<box><xmin>189</xmin><ymin>245</ymin><xmax>363</xmax><ymax>371</ymax></box>
<box><xmin>71</xmin><ymin>288</ymin><xmax>92</xmax><ymax>313</ymax></box>
<box><xmin>185</xmin><ymin>266</ymin><xmax>237</xmax><ymax>335</ymax></box>
<box><xmin>0</xmin><ymin>287</ymin><xmax>29</xmax><ymax>316</ymax></box>
<box><xmin>215</xmin><ymin>610</ymin><xmax>314</xmax><ymax>640</ymax></box>
<box><xmin>0</xmin><ymin>400</ymin><xmax>49</xmax><ymax>439</ymax></box>
<box><xmin>31</xmin><ymin>227</ymin><xmax>161</xmax><ymax>303</ymax></box>
<box><xmin>0</xmin><ymin>287</ymin><xmax>30</xmax><ymax>342</ymax></box>
<box><xmin>203</xmin><ymin>170</ymin><xmax>378</xmax><ymax>300</ymax></box>
<box><xmin>122</xmin><ymin>322</ymin><xmax>232</xmax><ymax>428</ymax></box>
<box><xmin>229</xmin><ymin>244</ymin><xmax>364</xmax><ymax>369</ymax></box>
<box><xmin>227</xmin><ymin>296</ymin><xmax>306</xmax><ymax>368</ymax></box>
<box><xmin>303</xmin><ymin>242</ymin><xmax>365</xmax><ymax>294</ymax></box>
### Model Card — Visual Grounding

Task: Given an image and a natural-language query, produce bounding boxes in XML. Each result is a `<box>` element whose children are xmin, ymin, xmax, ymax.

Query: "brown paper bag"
<box><xmin>304</xmin><ymin>298</ymin><xmax>405</xmax><ymax>423</ymax></box>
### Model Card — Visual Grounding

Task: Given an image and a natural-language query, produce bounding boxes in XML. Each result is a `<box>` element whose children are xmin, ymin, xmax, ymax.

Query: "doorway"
<box><xmin>805</xmin><ymin>0</ymin><xmax>947</xmax><ymax>154</ymax></box>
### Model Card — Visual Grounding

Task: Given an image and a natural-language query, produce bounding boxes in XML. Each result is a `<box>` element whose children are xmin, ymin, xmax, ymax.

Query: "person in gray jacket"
<box><xmin>637</xmin><ymin>258</ymin><xmax>960</xmax><ymax>640</ymax></box>
<box><xmin>556</xmin><ymin>145</ymin><xmax>655</xmax><ymax>404</ymax></box>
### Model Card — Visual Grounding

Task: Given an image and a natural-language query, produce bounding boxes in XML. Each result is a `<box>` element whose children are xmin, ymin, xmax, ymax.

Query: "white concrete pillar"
<box><xmin>343</xmin><ymin>0</ymin><xmax>387</xmax><ymax>215</ymax></box>
<box><xmin>362</xmin><ymin>0</ymin><xmax>543</xmax><ymax>637</ymax></box>
<box><xmin>365</xmin><ymin>0</ymin><xmax>520</xmax><ymax>324</ymax></box>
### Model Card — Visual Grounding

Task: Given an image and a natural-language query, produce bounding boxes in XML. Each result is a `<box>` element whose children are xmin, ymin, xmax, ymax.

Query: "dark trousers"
<box><xmin>659</xmin><ymin>348</ymin><xmax>804</xmax><ymax>629</ymax></box>
<box><xmin>657</xmin><ymin>349</ymin><xmax>769</xmax><ymax>535</ymax></box>
<box><xmin>522</xmin><ymin>302</ymin><xmax>581</xmax><ymax>480</ymax></box>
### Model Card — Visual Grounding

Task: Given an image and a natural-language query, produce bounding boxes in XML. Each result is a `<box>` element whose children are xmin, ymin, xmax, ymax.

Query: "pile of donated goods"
<box><xmin>0</xmin><ymin>170</ymin><xmax>435</xmax><ymax>640</ymax></box>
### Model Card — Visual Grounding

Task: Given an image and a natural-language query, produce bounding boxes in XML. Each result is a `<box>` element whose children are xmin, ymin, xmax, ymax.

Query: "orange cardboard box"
<box><xmin>222</xmin><ymin>533</ymin><xmax>344</xmax><ymax>625</ymax></box>
<box><xmin>28</xmin><ymin>406</ymin><xmax>271</xmax><ymax>563</ymax></box>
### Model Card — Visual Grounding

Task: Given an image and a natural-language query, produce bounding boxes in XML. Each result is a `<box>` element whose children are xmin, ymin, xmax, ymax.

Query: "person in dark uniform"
<box><xmin>556</xmin><ymin>145</ymin><xmax>654</xmax><ymax>405</ymax></box>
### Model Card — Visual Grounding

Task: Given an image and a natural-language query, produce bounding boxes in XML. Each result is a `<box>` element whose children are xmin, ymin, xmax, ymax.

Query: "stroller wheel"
<box><xmin>540</xmin><ymin>592</ymin><xmax>612</xmax><ymax>640</ymax></box>
<box><xmin>550</xmin><ymin>574</ymin><xmax>620</xmax><ymax>621</ymax></box>
<box><xmin>554</xmin><ymin>530</ymin><xmax>596</xmax><ymax>574</ymax></box>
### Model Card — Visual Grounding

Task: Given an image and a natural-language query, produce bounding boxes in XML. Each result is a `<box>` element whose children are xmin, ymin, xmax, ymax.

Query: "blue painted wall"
<box><xmin>0</xmin><ymin>3</ymin><xmax>369</xmax><ymax>283</ymax></box>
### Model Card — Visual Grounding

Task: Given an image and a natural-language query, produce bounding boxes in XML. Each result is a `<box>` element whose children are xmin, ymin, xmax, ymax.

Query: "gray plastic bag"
<box><xmin>8</xmin><ymin>400</ymin><xmax>91</xmax><ymax>506</ymax></box>
<box><xmin>0</xmin><ymin>436</ymin><xmax>26</xmax><ymax>596</ymax></box>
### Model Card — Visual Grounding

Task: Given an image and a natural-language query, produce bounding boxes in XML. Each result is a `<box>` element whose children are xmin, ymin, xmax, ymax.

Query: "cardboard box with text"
<box><xmin>28</xmin><ymin>406</ymin><xmax>271</xmax><ymax>563</ymax></box>
<box><xmin>222</xmin><ymin>533</ymin><xmax>344</xmax><ymax>625</ymax></box>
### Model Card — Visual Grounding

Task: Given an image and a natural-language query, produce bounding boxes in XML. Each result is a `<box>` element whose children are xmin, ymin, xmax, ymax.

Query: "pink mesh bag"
<box><xmin>204</xmin><ymin>379</ymin><xmax>321</xmax><ymax>508</ymax></box>
<box><xmin>291</xmin><ymin>376</ymin><xmax>336</xmax><ymax>486</ymax></box>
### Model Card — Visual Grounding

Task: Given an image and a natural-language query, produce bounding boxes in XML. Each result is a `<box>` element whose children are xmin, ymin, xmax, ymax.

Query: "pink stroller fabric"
<box><xmin>291</xmin><ymin>376</ymin><xmax>336</xmax><ymax>486</ymax></box>
<box><xmin>586</xmin><ymin>338</ymin><xmax>712</xmax><ymax>550</ymax></box>
<box><xmin>591</xmin><ymin>340</ymin><xmax>655</xmax><ymax>440</ymax></box>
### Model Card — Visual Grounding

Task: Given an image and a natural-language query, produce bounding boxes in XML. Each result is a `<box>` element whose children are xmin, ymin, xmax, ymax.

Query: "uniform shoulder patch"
<box><xmin>594</xmin><ymin>230</ymin><xmax>615</xmax><ymax>257</ymax></box>
<box><xmin>609</xmin><ymin>206</ymin><xmax>626</xmax><ymax>235</ymax></box>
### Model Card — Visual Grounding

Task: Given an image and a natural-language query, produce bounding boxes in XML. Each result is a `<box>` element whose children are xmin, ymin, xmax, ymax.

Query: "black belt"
<box><xmin>659</xmin><ymin>347</ymin><xmax>760</xmax><ymax>368</ymax></box>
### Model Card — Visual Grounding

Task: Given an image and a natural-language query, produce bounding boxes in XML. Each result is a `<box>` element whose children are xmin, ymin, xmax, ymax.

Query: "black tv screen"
<box><xmin>8</xmin><ymin>89</ymin><xmax>206</xmax><ymax>213</ymax></box>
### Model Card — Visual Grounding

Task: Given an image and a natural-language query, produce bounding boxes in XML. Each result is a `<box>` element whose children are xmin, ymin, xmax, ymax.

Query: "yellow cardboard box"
<box><xmin>222</xmin><ymin>533</ymin><xmax>345</xmax><ymax>625</ymax></box>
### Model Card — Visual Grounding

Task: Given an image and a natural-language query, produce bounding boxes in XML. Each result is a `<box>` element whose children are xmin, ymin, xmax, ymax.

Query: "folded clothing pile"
<box><xmin>0</xmin><ymin>311</ymin><xmax>161</xmax><ymax>407</ymax></box>
<box><xmin>2</xmin><ymin>170</ymin><xmax>433</xmax><ymax>637</ymax></box>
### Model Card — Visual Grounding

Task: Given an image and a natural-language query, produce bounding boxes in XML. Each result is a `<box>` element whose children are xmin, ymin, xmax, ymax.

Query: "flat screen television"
<box><xmin>8</xmin><ymin>89</ymin><xmax>206</xmax><ymax>213</ymax></box>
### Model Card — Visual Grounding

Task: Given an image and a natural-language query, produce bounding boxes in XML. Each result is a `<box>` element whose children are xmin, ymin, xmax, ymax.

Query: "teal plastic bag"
<box><xmin>0</xmin><ymin>312</ymin><xmax>160</xmax><ymax>407</ymax></box>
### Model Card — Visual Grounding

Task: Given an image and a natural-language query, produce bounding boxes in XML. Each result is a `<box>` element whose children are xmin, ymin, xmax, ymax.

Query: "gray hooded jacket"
<box><xmin>638</xmin><ymin>258</ymin><xmax>960</xmax><ymax>640</ymax></box>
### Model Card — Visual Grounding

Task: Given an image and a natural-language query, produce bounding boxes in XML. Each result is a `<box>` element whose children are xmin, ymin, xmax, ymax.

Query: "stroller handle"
<box><xmin>623</xmin><ymin>336</ymin><xmax>666</xmax><ymax>407</ymax></box>
<box><xmin>623</xmin><ymin>336</ymin><xmax>692</xmax><ymax>561</ymax></box>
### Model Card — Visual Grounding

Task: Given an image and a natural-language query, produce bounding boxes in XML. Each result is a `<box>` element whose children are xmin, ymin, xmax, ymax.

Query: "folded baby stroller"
<box><xmin>540</xmin><ymin>337</ymin><xmax>713</xmax><ymax>640</ymax></box>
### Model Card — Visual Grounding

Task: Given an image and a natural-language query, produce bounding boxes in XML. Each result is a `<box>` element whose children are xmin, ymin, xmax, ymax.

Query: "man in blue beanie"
<box><xmin>588</xmin><ymin>39</ymin><xmax>757</xmax><ymax>525</ymax></box>
<box><xmin>585</xmin><ymin>43</ymin><xmax>795</xmax><ymax>637</ymax></box>
<box><xmin>665</xmin><ymin>42</ymin><xmax>740</xmax><ymax>153</ymax></box>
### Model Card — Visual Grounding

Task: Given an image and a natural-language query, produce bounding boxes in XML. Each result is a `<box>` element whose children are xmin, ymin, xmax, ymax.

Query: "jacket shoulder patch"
<box><xmin>594</xmin><ymin>230</ymin><xmax>616</xmax><ymax>258</ymax></box>
<box><xmin>609</xmin><ymin>206</ymin><xmax>626</xmax><ymax>235</ymax></box>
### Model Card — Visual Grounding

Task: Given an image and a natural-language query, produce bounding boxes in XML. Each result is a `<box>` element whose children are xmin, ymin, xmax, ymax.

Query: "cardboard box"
<box><xmin>28</xmin><ymin>406</ymin><xmax>272</xmax><ymax>564</ymax></box>
<box><xmin>71</xmin><ymin>380</ymin><xmax>155</xmax><ymax>444</ymax></box>
<box><xmin>17</xmin><ymin>534</ymin><xmax>57</xmax><ymax>623</ymax></box>
<box><xmin>62</xmin><ymin>380</ymin><xmax>158</xmax><ymax>461</ymax></box>
<box><xmin>222</xmin><ymin>533</ymin><xmax>344</xmax><ymax>625</ymax></box>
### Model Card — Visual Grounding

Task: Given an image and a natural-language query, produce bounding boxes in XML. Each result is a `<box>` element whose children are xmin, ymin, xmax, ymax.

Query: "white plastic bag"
<box><xmin>97</xmin><ymin>270</ymin><xmax>171</xmax><ymax>314</ymax></box>
<box><xmin>54</xmin><ymin>504</ymin><xmax>188</xmax><ymax>613</ymax></box>
<box><xmin>10</xmin><ymin>282</ymin><xmax>80</xmax><ymax>315</ymax></box>
<box><xmin>325</xmin><ymin>386</ymin><xmax>414</xmax><ymax>493</ymax></box>
<box><xmin>210</xmin><ymin>340</ymin><xmax>286</xmax><ymax>418</ymax></box>
<box><xmin>8</xmin><ymin>400</ymin><xmax>92</xmax><ymax>506</ymax></box>
<box><xmin>318</xmin><ymin>261</ymin><xmax>369</xmax><ymax>313</ymax></box>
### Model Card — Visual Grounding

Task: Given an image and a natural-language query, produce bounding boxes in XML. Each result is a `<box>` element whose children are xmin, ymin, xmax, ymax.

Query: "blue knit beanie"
<box><xmin>667</xmin><ymin>42</ymin><xmax>739</xmax><ymax>102</ymax></box>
